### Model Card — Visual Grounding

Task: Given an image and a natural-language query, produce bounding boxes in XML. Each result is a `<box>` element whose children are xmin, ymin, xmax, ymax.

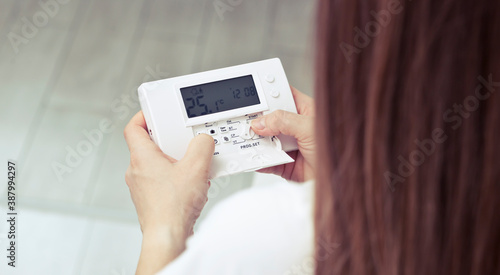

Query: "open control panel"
<box><xmin>192</xmin><ymin>113</ymin><xmax>264</xmax><ymax>156</ymax></box>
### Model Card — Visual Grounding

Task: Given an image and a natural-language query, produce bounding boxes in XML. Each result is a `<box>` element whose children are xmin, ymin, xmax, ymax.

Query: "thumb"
<box><xmin>179</xmin><ymin>134</ymin><xmax>215</xmax><ymax>176</ymax></box>
<box><xmin>250</xmin><ymin>110</ymin><xmax>311</xmax><ymax>140</ymax></box>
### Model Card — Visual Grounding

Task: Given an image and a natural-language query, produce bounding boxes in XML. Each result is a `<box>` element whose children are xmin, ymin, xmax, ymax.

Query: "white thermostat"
<box><xmin>138</xmin><ymin>58</ymin><xmax>298</xmax><ymax>178</ymax></box>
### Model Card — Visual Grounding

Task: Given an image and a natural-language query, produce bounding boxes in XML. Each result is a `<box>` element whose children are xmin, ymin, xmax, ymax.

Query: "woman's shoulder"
<box><xmin>160</xmin><ymin>179</ymin><xmax>315</xmax><ymax>275</ymax></box>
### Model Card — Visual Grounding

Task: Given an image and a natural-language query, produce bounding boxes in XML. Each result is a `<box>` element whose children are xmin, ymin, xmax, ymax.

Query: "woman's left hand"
<box><xmin>124</xmin><ymin>111</ymin><xmax>214</xmax><ymax>274</ymax></box>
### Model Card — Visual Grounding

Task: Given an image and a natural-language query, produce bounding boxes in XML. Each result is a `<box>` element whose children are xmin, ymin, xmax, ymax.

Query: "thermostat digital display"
<box><xmin>138</xmin><ymin>58</ymin><xmax>299</xmax><ymax>179</ymax></box>
<box><xmin>180</xmin><ymin>75</ymin><xmax>260</xmax><ymax>118</ymax></box>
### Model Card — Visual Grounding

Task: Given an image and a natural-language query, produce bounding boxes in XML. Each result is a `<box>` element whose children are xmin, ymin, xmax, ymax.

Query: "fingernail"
<box><xmin>252</xmin><ymin>118</ymin><xmax>265</xmax><ymax>130</ymax></box>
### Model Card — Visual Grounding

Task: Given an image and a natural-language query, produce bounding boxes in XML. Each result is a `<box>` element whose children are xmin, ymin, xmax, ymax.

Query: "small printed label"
<box><xmin>227</xmin><ymin>120</ymin><xmax>240</xmax><ymax>125</ymax></box>
<box><xmin>232</xmin><ymin>138</ymin><xmax>245</xmax><ymax>145</ymax></box>
<box><xmin>240</xmin><ymin>142</ymin><xmax>260</xmax><ymax>149</ymax></box>
<box><xmin>6</xmin><ymin>160</ymin><xmax>17</xmax><ymax>268</ymax></box>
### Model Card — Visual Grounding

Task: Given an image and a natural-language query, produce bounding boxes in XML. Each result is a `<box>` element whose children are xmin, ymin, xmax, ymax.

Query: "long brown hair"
<box><xmin>314</xmin><ymin>0</ymin><xmax>500</xmax><ymax>274</ymax></box>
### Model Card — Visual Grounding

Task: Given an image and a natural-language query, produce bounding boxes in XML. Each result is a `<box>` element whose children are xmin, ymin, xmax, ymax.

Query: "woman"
<box><xmin>124</xmin><ymin>0</ymin><xmax>500</xmax><ymax>274</ymax></box>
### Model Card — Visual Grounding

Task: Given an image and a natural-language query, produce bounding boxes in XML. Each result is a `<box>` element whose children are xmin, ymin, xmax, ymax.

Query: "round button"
<box><xmin>270</xmin><ymin>90</ymin><xmax>280</xmax><ymax>98</ymax></box>
<box><xmin>240</xmin><ymin>123</ymin><xmax>255</xmax><ymax>140</ymax></box>
<box><xmin>265</xmin><ymin>74</ymin><xmax>275</xmax><ymax>83</ymax></box>
<box><xmin>248</xmin><ymin>128</ymin><xmax>256</xmax><ymax>139</ymax></box>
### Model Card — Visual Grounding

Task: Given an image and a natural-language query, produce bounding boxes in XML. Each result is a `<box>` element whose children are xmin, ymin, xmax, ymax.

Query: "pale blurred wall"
<box><xmin>0</xmin><ymin>0</ymin><xmax>315</xmax><ymax>274</ymax></box>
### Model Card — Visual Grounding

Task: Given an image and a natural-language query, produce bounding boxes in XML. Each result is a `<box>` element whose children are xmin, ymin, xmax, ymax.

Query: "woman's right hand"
<box><xmin>250</xmin><ymin>86</ymin><xmax>315</xmax><ymax>182</ymax></box>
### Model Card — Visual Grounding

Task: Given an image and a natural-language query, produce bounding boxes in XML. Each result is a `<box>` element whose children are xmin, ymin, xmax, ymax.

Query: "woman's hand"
<box><xmin>124</xmin><ymin>111</ymin><xmax>214</xmax><ymax>274</ymax></box>
<box><xmin>251</xmin><ymin>86</ymin><xmax>315</xmax><ymax>182</ymax></box>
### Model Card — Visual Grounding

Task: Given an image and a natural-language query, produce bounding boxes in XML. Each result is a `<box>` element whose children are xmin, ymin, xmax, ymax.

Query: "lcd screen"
<box><xmin>180</xmin><ymin>75</ymin><xmax>260</xmax><ymax>118</ymax></box>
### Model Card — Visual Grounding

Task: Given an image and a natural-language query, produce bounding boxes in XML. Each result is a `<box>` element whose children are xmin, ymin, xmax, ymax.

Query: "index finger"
<box><xmin>123</xmin><ymin>111</ymin><xmax>155</xmax><ymax>153</ymax></box>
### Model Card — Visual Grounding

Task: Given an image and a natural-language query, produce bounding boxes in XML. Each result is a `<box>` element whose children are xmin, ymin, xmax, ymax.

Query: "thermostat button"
<box><xmin>222</xmin><ymin>135</ymin><xmax>231</xmax><ymax>143</ymax></box>
<box><xmin>265</xmin><ymin>74</ymin><xmax>275</xmax><ymax>83</ymax></box>
<box><xmin>208</xmin><ymin>128</ymin><xmax>217</xmax><ymax>135</ymax></box>
<box><xmin>249</xmin><ymin>128</ymin><xmax>256</xmax><ymax>139</ymax></box>
<box><xmin>219</xmin><ymin>126</ymin><xmax>228</xmax><ymax>133</ymax></box>
<box><xmin>196</xmin><ymin>131</ymin><xmax>205</xmax><ymax>136</ymax></box>
<box><xmin>270</xmin><ymin>90</ymin><xmax>280</xmax><ymax>98</ymax></box>
<box><xmin>214</xmin><ymin>138</ymin><xmax>220</xmax><ymax>145</ymax></box>
<box><xmin>240</xmin><ymin>123</ymin><xmax>255</xmax><ymax>140</ymax></box>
